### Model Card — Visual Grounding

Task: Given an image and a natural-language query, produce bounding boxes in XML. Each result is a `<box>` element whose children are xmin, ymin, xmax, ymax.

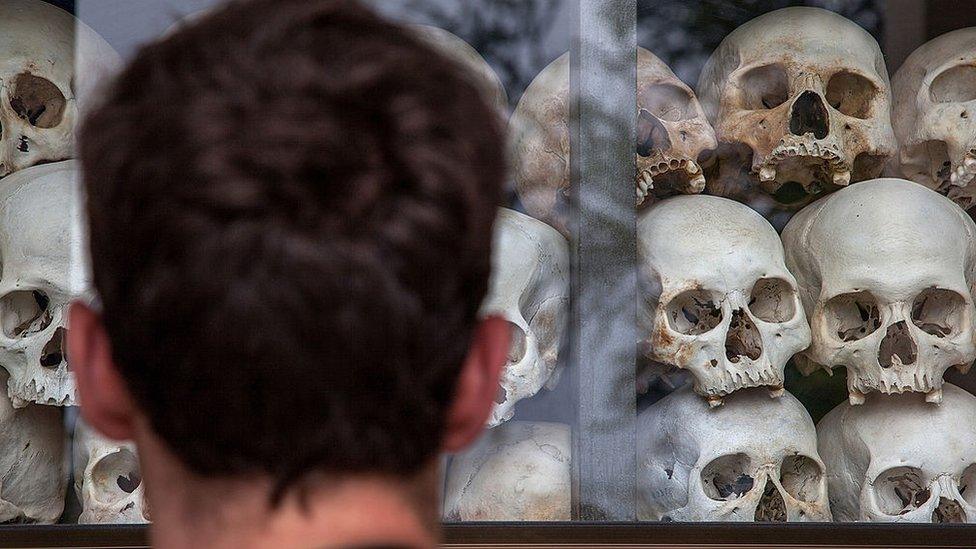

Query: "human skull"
<box><xmin>892</xmin><ymin>28</ymin><xmax>976</xmax><ymax>210</ymax></box>
<box><xmin>0</xmin><ymin>0</ymin><xmax>119</xmax><ymax>179</ymax></box>
<box><xmin>511</xmin><ymin>49</ymin><xmax>716</xmax><ymax>235</ymax></box>
<box><xmin>782</xmin><ymin>178</ymin><xmax>976</xmax><ymax>405</ymax></box>
<box><xmin>638</xmin><ymin>384</ymin><xmax>830</xmax><ymax>522</ymax></box>
<box><xmin>482</xmin><ymin>208</ymin><xmax>568</xmax><ymax>426</ymax></box>
<box><xmin>73</xmin><ymin>419</ymin><xmax>148</xmax><ymax>524</ymax></box>
<box><xmin>410</xmin><ymin>24</ymin><xmax>507</xmax><ymax>116</ymax></box>
<box><xmin>0</xmin><ymin>161</ymin><xmax>90</xmax><ymax>407</ymax></box>
<box><xmin>0</xmin><ymin>369</ymin><xmax>65</xmax><ymax>523</ymax></box>
<box><xmin>698</xmin><ymin>7</ymin><xmax>895</xmax><ymax>210</ymax></box>
<box><xmin>638</xmin><ymin>194</ymin><xmax>810</xmax><ymax>404</ymax></box>
<box><xmin>444</xmin><ymin>421</ymin><xmax>570</xmax><ymax>521</ymax></box>
<box><xmin>818</xmin><ymin>383</ymin><xmax>976</xmax><ymax>522</ymax></box>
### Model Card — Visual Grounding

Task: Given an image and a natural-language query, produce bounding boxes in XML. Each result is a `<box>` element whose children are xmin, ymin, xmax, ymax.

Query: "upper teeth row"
<box><xmin>948</xmin><ymin>152</ymin><xmax>976</xmax><ymax>188</ymax></box>
<box><xmin>637</xmin><ymin>159</ymin><xmax>706</xmax><ymax>205</ymax></box>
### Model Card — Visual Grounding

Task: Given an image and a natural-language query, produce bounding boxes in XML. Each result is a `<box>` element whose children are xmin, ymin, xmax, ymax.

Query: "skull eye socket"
<box><xmin>874</xmin><ymin>466</ymin><xmax>930</xmax><ymax>516</ymax></box>
<box><xmin>506</xmin><ymin>321</ymin><xmax>527</xmax><ymax>365</ymax></box>
<box><xmin>930</xmin><ymin>64</ymin><xmax>976</xmax><ymax>103</ymax></box>
<box><xmin>701</xmin><ymin>453</ymin><xmax>754</xmax><ymax>501</ymax></box>
<box><xmin>779</xmin><ymin>454</ymin><xmax>823</xmax><ymax>503</ymax></box>
<box><xmin>748</xmin><ymin>278</ymin><xmax>797</xmax><ymax>323</ymax></box>
<box><xmin>641</xmin><ymin>83</ymin><xmax>695</xmax><ymax>122</ymax></box>
<box><xmin>90</xmin><ymin>448</ymin><xmax>142</xmax><ymax>503</ymax></box>
<box><xmin>666</xmin><ymin>289</ymin><xmax>722</xmax><ymax>335</ymax></box>
<box><xmin>911</xmin><ymin>287</ymin><xmax>966</xmax><ymax>338</ymax></box>
<box><xmin>0</xmin><ymin>290</ymin><xmax>52</xmax><ymax>338</ymax></box>
<box><xmin>824</xmin><ymin>291</ymin><xmax>881</xmax><ymax>342</ymax></box>
<box><xmin>825</xmin><ymin>71</ymin><xmax>878</xmax><ymax>119</ymax></box>
<box><xmin>9</xmin><ymin>73</ymin><xmax>66</xmax><ymax>129</ymax></box>
<box><xmin>739</xmin><ymin>64</ymin><xmax>789</xmax><ymax>110</ymax></box>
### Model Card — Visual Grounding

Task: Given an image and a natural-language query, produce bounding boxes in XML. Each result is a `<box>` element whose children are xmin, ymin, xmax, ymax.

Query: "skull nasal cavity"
<box><xmin>40</xmin><ymin>327</ymin><xmax>65</xmax><ymax>369</ymax></box>
<box><xmin>754</xmin><ymin>480</ymin><xmax>787</xmax><ymax>522</ymax></box>
<box><xmin>725</xmin><ymin>309</ymin><xmax>762</xmax><ymax>363</ymax></box>
<box><xmin>789</xmin><ymin>91</ymin><xmax>829</xmax><ymax>139</ymax></box>
<box><xmin>637</xmin><ymin>109</ymin><xmax>671</xmax><ymax>157</ymax></box>
<box><xmin>878</xmin><ymin>321</ymin><xmax>917</xmax><ymax>368</ymax></box>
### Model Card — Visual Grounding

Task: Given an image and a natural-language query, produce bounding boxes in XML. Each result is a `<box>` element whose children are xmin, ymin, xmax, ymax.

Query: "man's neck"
<box><xmin>135</xmin><ymin>426</ymin><xmax>439</xmax><ymax>549</ymax></box>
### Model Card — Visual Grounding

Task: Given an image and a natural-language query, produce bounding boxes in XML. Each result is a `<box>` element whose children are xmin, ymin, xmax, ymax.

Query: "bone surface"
<box><xmin>638</xmin><ymin>384</ymin><xmax>831</xmax><ymax>522</ymax></box>
<box><xmin>0</xmin><ymin>369</ymin><xmax>65</xmax><ymax>523</ymax></box>
<box><xmin>782</xmin><ymin>178</ymin><xmax>976</xmax><ymax>404</ymax></box>
<box><xmin>73</xmin><ymin>419</ymin><xmax>148</xmax><ymax>524</ymax></box>
<box><xmin>892</xmin><ymin>27</ymin><xmax>976</xmax><ymax>211</ymax></box>
<box><xmin>481</xmin><ymin>208</ymin><xmax>569</xmax><ymax>427</ymax></box>
<box><xmin>511</xmin><ymin>49</ymin><xmax>716</xmax><ymax>235</ymax></box>
<box><xmin>697</xmin><ymin>6</ymin><xmax>895</xmax><ymax>211</ymax></box>
<box><xmin>444</xmin><ymin>421</ymin><xmax>571</xmax><ymax>521</ymax></box>
<box><xmin>818</xmin><ymin>383</ymin><xmax>976</xmax><ymax>522</ymax></box>
<box><xmin>0</xmin><ymin>0</ymin><xmax>119</xmax><ymax>179</ymax></box>
<box><xmin>638</xmin><ymin>194</ymin><xmax>810</xmax><ymax>400</ymax></box>
<box><xmin>0</xmin><ymin>160</ymin><xmax>90</xmax><ymax>407</ymax></box>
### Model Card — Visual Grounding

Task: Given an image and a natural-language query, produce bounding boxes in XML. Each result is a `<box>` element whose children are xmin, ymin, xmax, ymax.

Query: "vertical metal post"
<box><xmin>570</xmin><ymin>0</ymin><xmax>637</xmax><ymax>521</ymax></box>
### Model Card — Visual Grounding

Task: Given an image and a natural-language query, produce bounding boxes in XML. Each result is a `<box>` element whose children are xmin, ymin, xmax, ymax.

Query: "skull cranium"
<box><xmin>892</xmin><ymin>27</ymin><xmax>976</xmax><ymax>210</ymax></box>
<box><xmin>482</xmin><ymin>208</ymin><xmax>568</xmax><ymax>427</ymax></box>
<box><xmin>698</xmin><ymin>7</ymin><xmax>895</xmax><ymax>210</ymax></box>
<box><xmin>638</xmin><ymin>194</ymin><xmax>810</xmax><ymax>404</ymax></box>
<box><xmin>818</xmin><ymin>383</ymin><xmax>976</xmax><ymax>522</ymax></box>
<box><xmin>73</xmin><ymin>419</ymin><xmax>148</xmax><ymax>524</ymax></box>
<box><xmin>0</xmin><ymin>160</ymin><xmax>90</xmax><ymax>407</ymax></box>
<box><xmin>638</xmin><ymin>384</ymin><xmax>831</xmax><ymax>522</ymax></box>
<box><xmin>782</xmin><ymin>178</ymin><xmax>976</xmax><ymax>405</ymax></box>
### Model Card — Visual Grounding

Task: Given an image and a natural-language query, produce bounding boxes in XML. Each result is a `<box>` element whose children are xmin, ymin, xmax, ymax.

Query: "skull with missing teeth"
<box><xmin>818</xmin><ymin>383</ymin><xmax>976</xmax><ymax>523</ymax></box>
<box><xmin>638</xmin><ymin>384</ymin><xmax>831</xmax><ymax>522</ymax></box>
<box><xmin>0</xmin><ymin>0</ymin><xmax>119</xmax><ymax>179</ymax></box>
<box><xmin>481</xmin><ymin>208</ymin><xmax>569</xmax><ymax>427</ymax></box>
<box><xmin>638</xmin><ymin>195</ymin><xmax>810</xmax><ymax>405</ymax></box>
<box><xmin>0</xmin><ymin>161</ymin><xmax>89</xmax><ymax>407</ymax></box>
<box><xmin>782</xmin><ymin>178</ymin><xmax>976</xmax><ymax>405</ymax></box>
<box><xmin>697</xmin><ymin>7</ymin><xmax>895</xmax><ymax>209</ymax></box>
<box><xmin>511</xmin><ymin>49</ymin><xmax>715</xmax><ymax>234</ymax></box>
<box><xmin>892</xmin><ymin>27</ymin><xmax>976</xmax><ymax>210</ymax></box>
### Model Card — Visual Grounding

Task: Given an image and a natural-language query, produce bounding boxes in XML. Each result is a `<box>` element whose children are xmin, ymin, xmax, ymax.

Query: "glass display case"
<box><xmin>3</xmin><ymin>0</ymin><xmax>976</xmax><ymax>546</ymax></box>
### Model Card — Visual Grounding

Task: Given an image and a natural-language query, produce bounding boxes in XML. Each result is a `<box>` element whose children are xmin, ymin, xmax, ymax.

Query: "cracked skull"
<box><xmin>0</xmin><ymin>0</ymin><xmax>119</xmax><ymax>179</ymax></box>
<box><xmin>638</xmin><ymin>384</ymin><xmax>831</xmax><ymax>522</ymax></box>
<box><xmin>0</xmin><ymin>161</ymin><xmax>90</xmax><ymax>407</ymax></box>
<box><xmin>481</xmin><ymin>208</ymin><xmax>568</xmax><ymax>427</ymax></box>
<box><xmin>74</xmin><ymin>419</ymin><xmax>148</xmax><ymax>524</ymax></box>
<box><xmin>638</xmin><ymin>194</ymin><xmax>810</xmax><ymax>404</ymax></box>
<box><xmin>892</xmin><ymin>27</ymin><xmax>976</xmax><ymax>210</ymax></box>
<box><xmin>782</xmin><ymin>178</ymin><xmax>976</xmax><ymax>404</ymax></box>
<box><xmin>443</xmin><ymin>421</ymin><xmax>571</xmax><ymax>521</ymax></box>
<box><xmin>698</xmin><ymin>7</ymin><xmax>895</xmax><ymax>209</ymax></box>
<box><xmin>511</xmin><ymin>49</ymin><xmax>716</xmax><ymax>235</ymax></box>
<box><xmin>818</xmin><ymin>383</ymin><xmax>976</xmax><ymax>522</ymax></box>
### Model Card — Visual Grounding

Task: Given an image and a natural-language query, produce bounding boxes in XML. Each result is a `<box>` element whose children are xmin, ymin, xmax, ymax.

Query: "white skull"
<box><xmin>0</xmin><ymin>0</ymin><xmax>119</xmax><ymax>179</ymax></box>
<box><xmin>818</xmin><ymin>383</ymin><xmax>976</xmax><ymax>522</ymax></box>
<box><xmin>444</xmin><ymin>420</ymin><xmax>570</xmax><ymax>521</ymax></box>
<box><xmin>782</xmin><ymin>178</ymin><xmax>976</xmax><ymax>405</ymax></box>
<box><xmin>481</xmin><ymin>208</ymin><xmax>568</xmax><ymax>427</ymax></box>
<box><xmin>410</xmin><ymin>25</ymin><xmax>507</xmax><ymax>116</ymax></box>
<box><xmin>511</xmin><ymin>49</ymin><xmax>716</xmax><ymax>235</ymax></box>
<box><xmin>0</xmin><ymin>369</ymin><xmax>65</xmax><ymax>523</ymax></box>
<box><xmin>638</xmin><ymin>384</ymin><xmax>830</xmax><ymax>522</ymax></box>
<box><xmin>698</xmin><ymin>7</ymin><xmax>895</xmax><ymax>210</ymax></box>
<box><xmin>73</xmin><ymin>419</ymin><xmax>148</xmax><ymax>524</ymax></box>
<box><xmin>638</xmin><ymin>194</ymin><xmax>811</xmax><ymax>404</ymax></box>
<box><xmin>892</xmin><ymin>27</ymin><xmax>976</xmax><ymax>210</ymax></box>
<box><xmin>0</xmin><ymin>160</ymin><xmax>90</xmax><ymax>407</ymax></box>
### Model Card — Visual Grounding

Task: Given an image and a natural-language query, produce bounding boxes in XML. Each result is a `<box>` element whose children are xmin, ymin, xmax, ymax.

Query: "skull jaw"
<box><xmin>6</xmin><ymin>363</ymin><xmax>75</xmax><ymax>408</ymax></box>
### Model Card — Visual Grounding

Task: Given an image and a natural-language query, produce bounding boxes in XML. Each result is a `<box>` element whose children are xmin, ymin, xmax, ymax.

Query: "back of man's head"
<box><xmin>78</xmin><ymin>0</ymin><xmax>506</xmax><ymax>498</ymax></box>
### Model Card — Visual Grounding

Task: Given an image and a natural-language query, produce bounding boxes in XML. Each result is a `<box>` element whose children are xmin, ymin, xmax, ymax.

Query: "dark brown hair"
<box><xmin>79</xmin><ymin>0</ymin><xmax>505</xmax><ymax>499</ymax></box>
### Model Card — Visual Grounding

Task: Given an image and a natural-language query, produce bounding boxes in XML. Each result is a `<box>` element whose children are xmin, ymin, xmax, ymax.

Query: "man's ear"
<box><xmin>441</xmin><ymin>315</ymin><xmax>510</xmax><ymax>452</ymax></box>
<box><xmin>68</xmin><ymin>301</ymin><xmax>137</xmax><ymax>441</ymax></box>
